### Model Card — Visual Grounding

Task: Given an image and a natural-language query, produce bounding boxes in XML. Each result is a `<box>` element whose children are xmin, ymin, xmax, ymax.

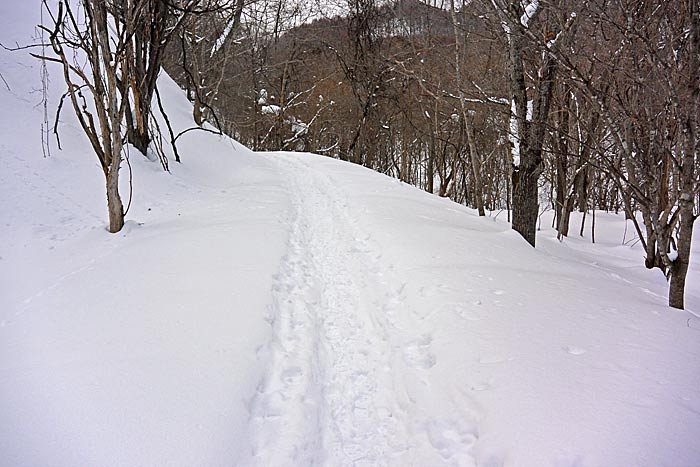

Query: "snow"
<box><xmin>510</xmin><ymin>99</ymin><xmax>520</xmax><ymax>165</ymax></box>
<box><xmin>520</xmin><ymin>0</ymin><xmax>539</xmax><ymax>28</ymax></box>
<box><xmin>669</xmin><ymin>249</ymin><xmax>679</xmax><ymax>262</ymax></box>
<box><xmin>262</xmin><ymin>104</ymin><xmax>281</xmax><ymax>115</ymax></box>
<box><xmin>2</xmin><ymin>3</ymin><xmax>700</xmax><ymax>467</ymax></box>
<box><xmin>510</xmin><ymin>99</ymin><xmax>534</xmax><ymax>166</ymax></box>
<box><xmin>210</xmin><ymin>16</ymin><xmax>235</xmax><ymax>57</ymax></box>
<box><xmin>257</xmin><ymin>88</ymin><xmax>269</xmax><ymax>105</ymax></box>
<box><xmin>289</xmin><ymin>116</ymin><xmax>308</xmax><ymax>135</ymax></box>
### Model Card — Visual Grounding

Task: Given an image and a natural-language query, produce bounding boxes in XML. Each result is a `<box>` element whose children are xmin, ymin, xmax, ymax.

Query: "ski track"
<box><xmin>248</xmin><ymin>153</ymin><xmax>481</xmax><ymax>466</ymax></box>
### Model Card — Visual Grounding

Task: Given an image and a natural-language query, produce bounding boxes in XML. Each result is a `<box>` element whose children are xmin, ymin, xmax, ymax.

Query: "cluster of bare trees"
<box><xmin>499</xmin><ymin>0</ymin><xmax>699</xmax><ymax>309</ymax></box>
<box><xmin>37</xmin><ymin>0</ymin><xmax>238</xmax><ymax>232</ymax></box>
<box><xmin>171</xmin><ymin>0</ymin><xmax>696</xmax><ymax>308</ymax></box>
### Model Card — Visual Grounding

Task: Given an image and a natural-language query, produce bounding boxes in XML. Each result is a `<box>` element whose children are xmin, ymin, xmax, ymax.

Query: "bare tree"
<box><xmin>36</xmin><ymin>0</ymin><xmax>233</xmax><ymax>231</ymax></box>
<box><xmin>487</xmin><ymin>0</ymin><xmax>576</xmax><ymax>247</ymax></box>
<box><xmin>38</xmin><ymin>0</ymin><xmax>131</xmax><ymax>232</ymax></box>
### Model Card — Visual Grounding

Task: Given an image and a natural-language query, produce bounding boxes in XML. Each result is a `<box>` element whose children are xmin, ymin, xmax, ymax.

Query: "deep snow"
<box><xmin>1</xmin><ymin>2</ymin><xmax>699</xmax><ymax>466</ymax></box>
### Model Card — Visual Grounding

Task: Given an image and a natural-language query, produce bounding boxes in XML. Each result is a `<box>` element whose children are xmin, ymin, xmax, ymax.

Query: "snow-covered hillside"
<box><xmin>1</xmin><ymin>3</ymin><xmax>699</xmax><ymax>466</ymax></box>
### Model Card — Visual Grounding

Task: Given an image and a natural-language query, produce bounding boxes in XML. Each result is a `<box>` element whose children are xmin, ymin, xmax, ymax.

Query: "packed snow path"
<box><xmin>249</xmin><ymin>153</ymin><xmax>481</xmax><ymax>466</ymax></box>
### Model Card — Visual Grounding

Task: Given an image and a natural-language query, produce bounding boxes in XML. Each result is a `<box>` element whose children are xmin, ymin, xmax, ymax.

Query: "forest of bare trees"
<box><xmin>36</xmin><ymin>0</ymin><xmax>698</xmax><ymax>308</ymax></box>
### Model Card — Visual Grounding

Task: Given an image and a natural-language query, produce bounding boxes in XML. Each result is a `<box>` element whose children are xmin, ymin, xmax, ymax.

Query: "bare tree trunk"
<box><xmin>554</xmin><ymin>90</ymin><xmax>569</xmax><ymax>234</ymax></box>
<box><xmin>511</xmin><ymin>54</ymin><xmax>556</xmax><ymax>246</ymax></box>
<box><xmin>106</xmin><ymin>158</ymin><xmax>124</xmax><ymax>233</ymax></box>
<box><xmin>670</xmin><ymin>209</ymin><xmax>694</xmax><ymax>309</ymax></box>
<box><xmin>427</xmin><ymin>123</ymin><xmax>435</xmax><ymax>193</ymax></box>
<box><xmin>511</xmin><ymin>164</ymin><xmax>540</xmax><ymax>246</ymax></box>
<box><xmin>466</xmin><ymin>115</ymin><xmax>485</xmax><ymax>216</ymax></box>
<box><xmin>670</xmin><ymin>0</ymin><xmax>700</xmax><ymax>309</ymax></box>
<box><xmin>555</xmin><ymin>153</ymin><xmax>567</xmax><ymax>230</ymax></box>
<box><xmin>498</xmin><ymin>0</ymin><xmax>556</xmax><ymax>247</ymax></box>
<box><xmin>505</xmin><ymin>145</ymin><xmax>512</xmax><ymax>222</ymax></box>
<box><xmin>95</xmin><ymin>1</ymin><xmax>126</xmax><ymax>232</ymax></box>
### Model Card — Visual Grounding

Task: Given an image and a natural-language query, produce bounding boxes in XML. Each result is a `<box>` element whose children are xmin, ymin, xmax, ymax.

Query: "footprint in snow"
<box><xmin>470</xmin><ymin>381</ymin><xmax>493</xmax><ymax>392</ymax></box>
<box><xmin>280</xmin><ymin>367</ymin><xmax>303</xmax><ymax>385</ymax></box>
<box><xmin>426</xmin><ymin>418</ymin><xmax>478</xmax><ymax>464</ymax></box>
<box><xmin>563</xmin><ymin>345</ymin><xmax>586</xmax><ymax>356</ymax></box>
<box><xmin>403</xmin><ymin>335</ymin><xmax>437</xmax><ymax>369</ymax></box>
<box><xmin>450</xmin><ymin>304</ymin><xmax>482</xmax><ymax>321</ymax></box>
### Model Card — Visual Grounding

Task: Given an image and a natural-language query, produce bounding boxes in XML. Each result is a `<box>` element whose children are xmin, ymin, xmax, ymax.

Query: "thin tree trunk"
<box><xmin>106</xmin><ymin>160</ymin><xmax>124</xmax><ymax>233</ymax></box>
<box><xmin>670</xmin><ymin>208</ymin><xmax>694</xmax><ymax>309</ymax></box>
<box><xmin>505</xmin><ymin>145</ymin><xmax>512</xmax><ymax>222</ymax></box>
<box><xmin>466</xmin><ymin>116</ymin><xmax>485</xmax><ymax>216</ymax></box>
<box><xmin>669</xmin><ymin>0</ymin><xmax>700</xmax><ymax>309</ymax></box>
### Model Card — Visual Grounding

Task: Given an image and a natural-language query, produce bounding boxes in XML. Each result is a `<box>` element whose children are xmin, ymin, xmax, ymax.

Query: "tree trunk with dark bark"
<box><xmin>106</xmin><ymin>160</ymin><xmax>124</xmax><ymax>233</ymax></box>
<box><xmin>509</xmin><ymin>43</ymin><xmax>556</xmax><ymax>246</ymax></box>
<box><xmin>669</xmin><ymin>208</ymin><xmax>694</xmax><ymax>309</ymax></box>
<box><xmin>511</xmin><ymin>163</ymin><xmax>540</xmax><ymax>246</ymax></box>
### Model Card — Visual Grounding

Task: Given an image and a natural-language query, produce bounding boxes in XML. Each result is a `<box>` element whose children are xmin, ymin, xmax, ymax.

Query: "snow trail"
<box><xmin>249</xmin><ymin>152</ymin><xmax>403</xmax><ymax>465</ymax></box>
<box><xmin>249</xmin><ymin>152</ymin><xmax>478</xmax><ymax>466</ymax></box>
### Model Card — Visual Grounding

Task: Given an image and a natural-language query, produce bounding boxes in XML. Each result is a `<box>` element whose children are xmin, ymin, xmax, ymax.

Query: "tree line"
<box><xmin>36</xmin><ymin>0</ymin><xmax>699</xmax><ymax>309</ymax></box>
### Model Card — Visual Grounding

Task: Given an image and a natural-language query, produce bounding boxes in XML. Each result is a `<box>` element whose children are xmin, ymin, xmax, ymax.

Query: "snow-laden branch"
<box><xmin>444</xmin><ymin>91</ymin><xmax>509</xmax><ymax>106</ymax></box>
<box><xmin>520</xmin><ymin>0</ymin><xmax>539</xmax><ymax>27</ymax></box>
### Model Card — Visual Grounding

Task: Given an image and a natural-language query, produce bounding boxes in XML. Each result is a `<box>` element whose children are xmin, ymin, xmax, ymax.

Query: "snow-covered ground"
<box><xmin>2</xmin><ymin>3</ymin><xmax>699</xmax><ymax>466</ymax></box>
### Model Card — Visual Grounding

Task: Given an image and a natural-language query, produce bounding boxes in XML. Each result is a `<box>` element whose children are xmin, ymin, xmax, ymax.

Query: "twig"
<box><xmin>0</xmin><ymin>40</ymin><xmax>49</xmax><ymax>52</ymax></box>
<box><xmin>155</xmin><ymin>85</ymin><xmax>180</xmax><ymax>163</ymax></box>
<box><xmin>148</xmin><ymin>110</ymin><xmax>170</xmax><ymax>172</ymax></box>
<box><xmin>123</xmin><ymin>144</ymin><xmax>133</xmax><ymax>216</ymax></box>
<box><xmin>173</xmin><ymin>125</ymin><xmax>223</xmax><ymax>143</ymax></box>
<box><xmin>52</xmin><ymin>89</ymin><xmax>76</xmax><ymax>150</ymax></box>
<box><xmin>0</xmin><ymin>72</ymin><xmax>10</xmax><ymax>92</ymax></box>
<box><xmin>39</xmin><ymin>3</ymin><xmax>52</xmax><ymax>158</ymax></box>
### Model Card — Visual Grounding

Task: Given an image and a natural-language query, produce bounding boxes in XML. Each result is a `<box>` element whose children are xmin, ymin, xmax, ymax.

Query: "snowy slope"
<box><xmin>2</xmin><ymin>3</ymin><xmax>699</xmax><ymax>467</ymax></box>
<box><xmin>1</xmin><ymin>3</ymin><xmax>288</xmax><ymax>465</ymax></box>
<box><xmin>280</xmin><ymin>153</ymin><xmax>700</xmax><ymax>466</ymax></box>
